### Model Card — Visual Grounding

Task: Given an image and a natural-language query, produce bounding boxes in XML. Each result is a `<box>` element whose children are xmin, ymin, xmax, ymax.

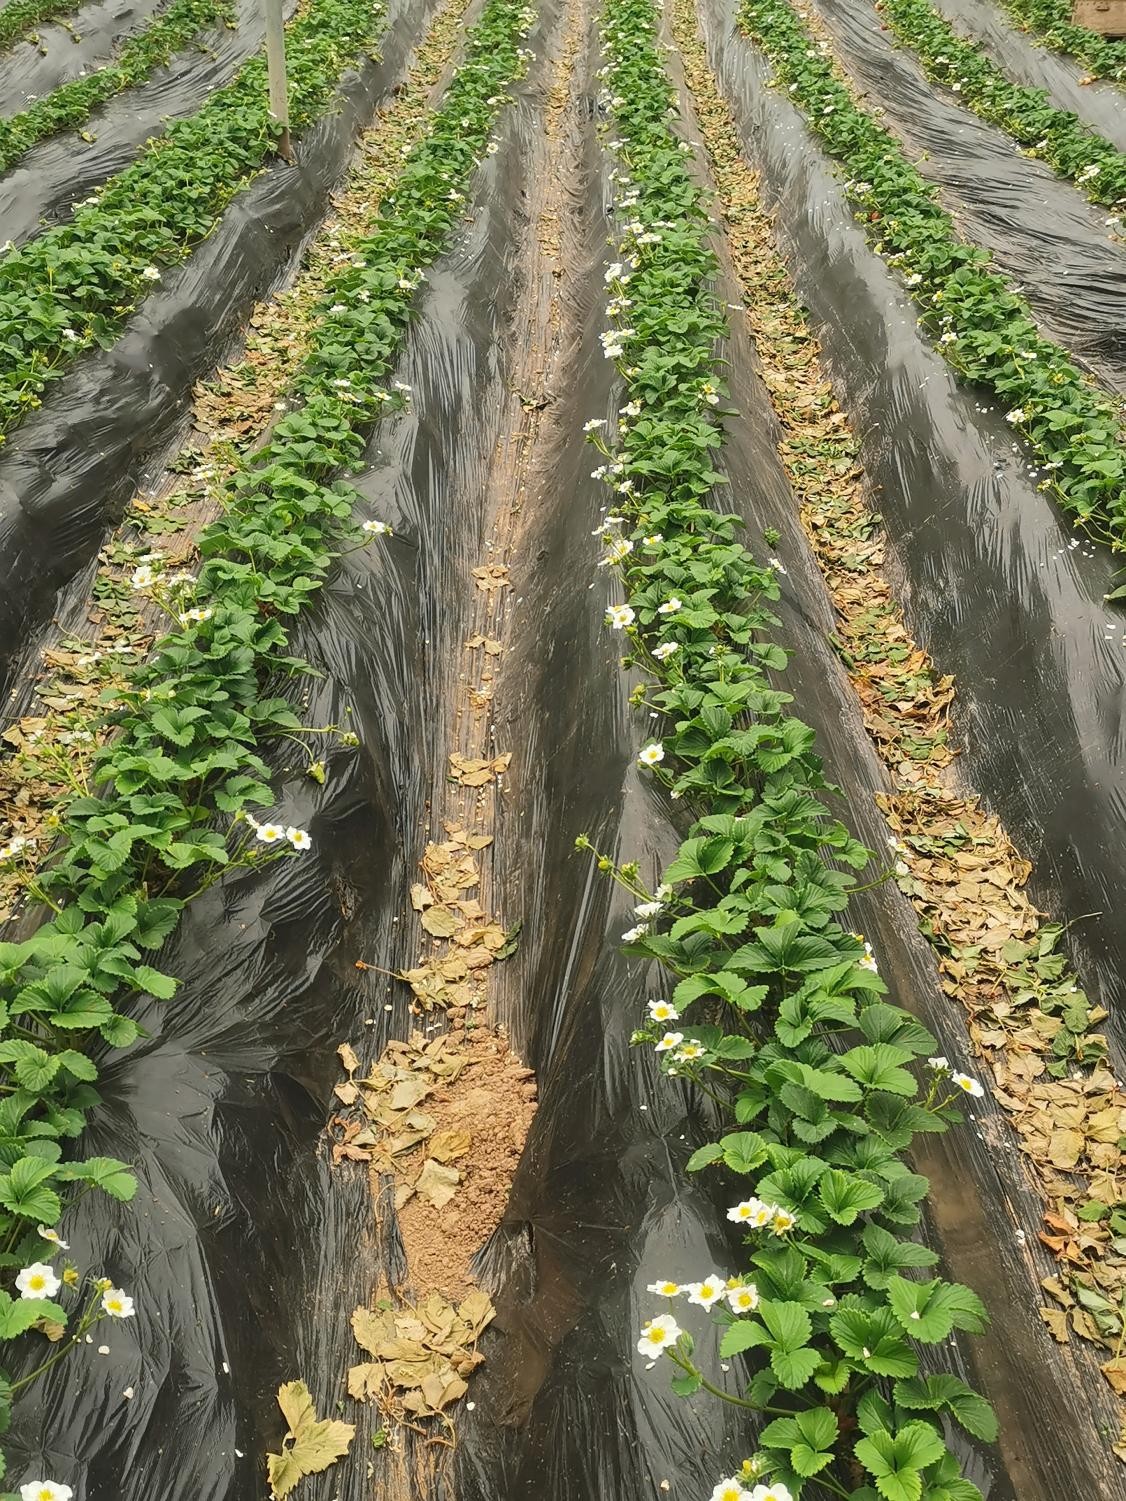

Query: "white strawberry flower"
<box><xmin>654</xmin><ymin>1031</ymin><xmax>683</xmax><ymax>1052</ymax></box>
<box><xmin>647</xmin><ymin>998</ymin><xmax>678</xmax><ymax>1022</ymax></box>
<box><xmin>646</xmin><ymin>1279</ymin><xmax>682</xmax><ymax>1297</ymax></box>
<box><xmin>101</xmin><ymin>1287</ymin><xmax>135</xmax><ymax>1318</ymax></box>
<box><xmin>711</xmin><ymin>1480</ymin><xmax>753</xmax><ymax>1501</ymax></box>
<box><xmin>727</xmin><ymin>1199</ymin><xmax>765</xmax><ymax>1225</ymax></box>
<box><xmin>951</xmin><ymin>1071</ymin><xmax>985</xmax><ymax>1098</ymax></box>
<box><xmin>286</xmin><ymin>827</ymin><xmax>312</xmax><ymax>851</ymax></box>
<box><xmin>726</xmin><ymin>1283</ymin><xmax>760</xmax><ymax>1314</ymax></box>
<box><xmin>638</xmin><ymin>743</ymin><xmax>664</xmax><ymax>767</ymax></box>
<box><xmin>15</xmin><ymin>1263</ymin><xmax>60</xmax><ymax>1299</ymax></box>
<box><xmin>637</xmin><ymin>1312</ymin><xmax>681</xmax><ymax>1358</ymax></box>
<box><xmin>20</xmin><ymin>1483</ymin><xmax>74</xmax><ymax>1501</ymax></box>
<box><xmin>255</xmin><ymin>823</ymin><xmax>286</xmax><ymax>844</ymax></box>
<box><xmin>686</xmin><ymin>1275</ymin><xmax>726</xmax><ymax>1309</ymax></box>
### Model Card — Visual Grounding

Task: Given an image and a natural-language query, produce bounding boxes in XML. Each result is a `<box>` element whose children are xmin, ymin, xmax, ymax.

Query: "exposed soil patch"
<box><xmin>392</xmin><ymin>1025</ymin><xmax>537</xmax><ymax>1300</ymax></box>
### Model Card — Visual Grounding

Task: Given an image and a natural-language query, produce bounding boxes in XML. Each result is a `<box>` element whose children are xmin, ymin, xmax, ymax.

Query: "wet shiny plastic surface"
<box><xmin>0</xmin><ymin>0</ymin><xmax>428</xmax><ymax>703</ymax></box>
<box><xmin>806</xmin><ymin>0</ymin><xmax>1126</xmax><ymax>392</ymax></box>
<box><xmin>2</xmin><ymin>0</ymin><xmax>1124</xmax><ymax>1495</ymax></box>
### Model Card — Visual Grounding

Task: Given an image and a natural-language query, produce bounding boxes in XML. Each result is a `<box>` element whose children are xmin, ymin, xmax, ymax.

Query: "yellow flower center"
<box><xmin>29</xmin><ymin>1276</ymin><xmax>44</xmax><ymax>1290</ymax></box>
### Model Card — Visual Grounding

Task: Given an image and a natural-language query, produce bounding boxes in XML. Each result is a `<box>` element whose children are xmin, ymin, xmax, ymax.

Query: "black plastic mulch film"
<box><xmin>0</xmin><ymin>0</ymin><xmax>1124</xmax><ymax>1497</ymax></box>
<box><xmin>0</xmin><ymin>0</ymin><xmax>295</xmax><ymax>248</ymax></box>
<box><xmin>804</xmin><ymin>0</ymin><xmax>1126</xmax><ymax>391</ymax></box>
<box><xmin>0</xmin><ymin>0</ymin><xmax>434</xmax><ymax>701</ymax></box>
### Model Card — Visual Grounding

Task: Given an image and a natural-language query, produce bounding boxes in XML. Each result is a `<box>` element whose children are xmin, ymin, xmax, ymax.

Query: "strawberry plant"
<box><xmin>877</xmin><ymin>0</ymin><xmax>1126</xmax><ymax>210</ymax></box>
<box><xmin>0</xmin><ymin>0</ymin><xmax>536</xmax><ymax>1486</ymax></box>
<box><xmin>994</xmin><ymin>0</ymin><xmax>1126</xmax><ymax>85</ymax></box>
<box><xmin>739</xmin><ymin>0</ymin><xmax>1126</xmax><ymax>549</ymax></box>
<box><xmin>0</xmin><ymin>0</ymin><xmax>82</xmax><ymax>51</ymax></box>
<box><xmin>581</xmin><ymin>0</ymin><xmax>999</xmax><ymax>1495</ymax></box>
<box><xmin>0</xmin><ymin>0</ymin><xmax>235</xmax><ymax>175</ymax></box>
<box><xmin>0</xmin><ymin>0</ymin><xmax>390</xmax><ymax>442</ymax></box>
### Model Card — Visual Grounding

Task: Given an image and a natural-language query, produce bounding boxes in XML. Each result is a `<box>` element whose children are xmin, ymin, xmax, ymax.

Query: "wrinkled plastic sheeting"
<box><xmin>3</xmin><ymin>9</ymin><xmax>752</xmax><ymax>1498</ymax></box>
<box><xmin>0</xmin><ymin>0</ymin><xmax>298</xmax><ymax>249</ymax></box>
<box><xmin>805</xmin><ymin>0</ymin><xmax>1126</xmax><ymax>392</ymax></box>
<box><xmin>700</xmin><ymin>0</ymin><xmax>1126</xmax><ymax>1059</ymax></box>
<box><xmin>0</xmin><ymin>0</ymin><xmax>433</xmax><ymax>704</ymax></box>
<box><xmin>933</xmin><ymin>0</ymin><xmax>1126</xmax><ymax>150</ymax></box>
<box><xmin>4</xmin><ymin>3</ymin><xmax>1122</xmax><ymax>1499</ymax></box>
<box><xmin>0</xmin><ymin>0</ymin><xmax>165</xmax><ymax>117</ymax></box>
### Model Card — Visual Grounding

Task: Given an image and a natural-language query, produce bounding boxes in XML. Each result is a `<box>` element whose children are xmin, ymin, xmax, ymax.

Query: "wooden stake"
<box><xmin>264</xmin><ymin>0</ymin><xmax>293</xmax><ymax>162</ymax></box>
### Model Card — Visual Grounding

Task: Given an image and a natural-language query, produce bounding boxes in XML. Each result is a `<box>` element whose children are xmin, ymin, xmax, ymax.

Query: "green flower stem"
<box><xmin>739</xmin><ymin>0</ymin><xmax>1126</xmax><ymax>549</ymax></box>
<box><xmin>10</xmin><ymin>1290</ymin><xmax>102</xmax><ymax>1393</ymax></box>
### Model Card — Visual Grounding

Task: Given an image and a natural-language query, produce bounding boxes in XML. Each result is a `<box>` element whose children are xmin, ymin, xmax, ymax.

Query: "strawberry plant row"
<box><xmin>0</xmin><ymin>0</ymin><xmax>389</xmax><ymax>445</ymax></box>
<box><xmin>583</xmin><ymin>0</ymin><xmax>998</xmax><ymax>1495</ymax></box>
<box><xmin>0</xmin><ymin>0</ymin><xmax>535</xmax><ymax>1482</ymax></box>
<box><xmin>0</xmin><ymin>0</ymin><xmax>84</xmax><ymax>52</ymax></box>
<box><xmin>993</xmin><ymin>0</ymin><xmax>1126</xmax><ymax>85</ymax></box>
<box><xmin>0</xmin><ymin>0</ymin><xmax>235</xmax><ymax>177</ymax></box>
<box><xmin>738</xmin><ymin>0</ymin><xmax>1126</xmax><ymax>548</ymax></box>
<box><xmin>877</xmin><ymin>0</ymin><xmax>1126</xmax><ymax>210</ymax></box>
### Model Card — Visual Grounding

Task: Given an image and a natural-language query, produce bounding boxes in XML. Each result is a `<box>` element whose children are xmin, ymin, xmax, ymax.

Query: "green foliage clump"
<box><xmin>0</xmin><ymin>0</ymin><xmax>237</xmax><ymax>175</ymax></box>
<box><xmin>586</xmin><ymin>0</ymin><xmax>1000</xmax><ymax>1494</ymax></box>
<box><xmin>740</xmin><ymin>0</ymin><xmax>1126</xmax><ymax>548</ymax></box>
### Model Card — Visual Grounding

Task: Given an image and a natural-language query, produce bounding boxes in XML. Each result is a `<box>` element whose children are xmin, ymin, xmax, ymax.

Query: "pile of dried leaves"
<box><xmin>391</xmin><ymin>821</ymin><xmax>517</xmax><ymax>1014</ymax></box>
<box><xmin>670</xmin><ymin>0</ymin><xmax>1126</xmax><ymax>1431</ymax></box>
<box><xmin>332</xmin><ymin>1032</ymin><xmax>473</xmax><ymax>1199</ymax></box>
<box><xmin>348</xmin><ymin>1288</ymin><xmax>495</xmax><ymax>1420</ymax></box>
